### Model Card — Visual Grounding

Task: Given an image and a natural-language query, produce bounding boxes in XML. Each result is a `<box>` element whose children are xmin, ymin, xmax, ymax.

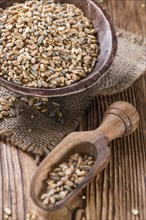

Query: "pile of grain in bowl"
<box><xmin>41</xmin><ymin>153</ymin><xmax>94</xmax><ymax>205</ymax></box>
<box><xmin>0</xmin><ymin>0</ymin><xmax>99</xmax><ymax>89</ymax></box>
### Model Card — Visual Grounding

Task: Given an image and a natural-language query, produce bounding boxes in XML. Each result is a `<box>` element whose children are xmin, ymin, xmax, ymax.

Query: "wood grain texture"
<box><xmin>0</xmin><ymin>0</ymin><xmax>145</xmax><ymax>219</ymax></box>
<box><xmin>80</xmin><ymin>1</ymin><xmax>146</xmax><ymax>218</ymax></box>
<box><xmin>31</xmin><ymin>101</ymin><xmax>140</xmax><ymax>212</ymax></box>
<box><xmin>81</xmin><ymin>82</ymin><xmax>146</xmax><ymax>220</ymax></box>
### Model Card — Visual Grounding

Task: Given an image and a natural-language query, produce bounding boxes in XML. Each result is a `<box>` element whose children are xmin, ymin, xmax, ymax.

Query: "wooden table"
<box><xmin>0</xmin><ymin>0</ymin><xmax>145</xmax><ymax>219</ymax></box>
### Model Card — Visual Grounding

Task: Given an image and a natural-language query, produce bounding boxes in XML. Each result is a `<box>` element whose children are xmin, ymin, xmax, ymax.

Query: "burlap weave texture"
<box><xmin>0</xmin><ymin>30</ymin><xmax>145</xmax><ymax>163</ymax></box>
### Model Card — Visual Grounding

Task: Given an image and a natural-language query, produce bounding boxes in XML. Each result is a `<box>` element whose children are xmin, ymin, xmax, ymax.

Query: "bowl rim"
<box><xmin>0</xmin><ymin>0</ymin><xmax>117</xmax><ymax>97</ymax></box>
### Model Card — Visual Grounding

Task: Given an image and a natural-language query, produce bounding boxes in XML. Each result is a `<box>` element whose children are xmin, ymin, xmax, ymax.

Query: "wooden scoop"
<box><xmin>30</xmin><ymin>101</ymin><xmax>139</xmax><ymax>211</ymax></box>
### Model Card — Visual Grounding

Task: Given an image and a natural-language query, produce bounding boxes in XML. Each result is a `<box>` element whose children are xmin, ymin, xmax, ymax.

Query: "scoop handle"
<box><xmin>97</xmin><ymin>101</ymin><xmax>139</xmax><ymax>142</ymax></box>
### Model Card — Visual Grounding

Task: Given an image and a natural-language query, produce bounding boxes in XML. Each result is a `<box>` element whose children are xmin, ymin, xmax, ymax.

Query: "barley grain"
<box><xmin>40</xmin><ymin>153</ymin><xmax>94</xmax><ymax>206</ymax></box>
<box><xmin>0</xmin><ymin>0</ymin><xmax>99</xmax><ymax>88</ymax></box>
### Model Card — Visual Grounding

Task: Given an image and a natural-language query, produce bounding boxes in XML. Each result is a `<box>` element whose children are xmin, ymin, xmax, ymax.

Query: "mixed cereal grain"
<box><xmin>41</xmin><ymin>153</ymin><xmax>94</xmax><ymax>205</ymax></box>
<box><xmin>0</xmin><ymin>0</ymin><xmax>99</xmax><ymax>88</ymax></box>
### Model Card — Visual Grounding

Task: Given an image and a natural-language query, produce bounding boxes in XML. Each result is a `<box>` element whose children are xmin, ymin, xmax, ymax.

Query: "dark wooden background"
<box><xmin>0</xmin><ymin>0</ymin><xmax>145</xmax><ymax>220</ymax></box>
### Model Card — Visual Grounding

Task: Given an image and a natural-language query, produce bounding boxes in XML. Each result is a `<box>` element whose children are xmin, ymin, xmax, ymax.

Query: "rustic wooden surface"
<box><xmin>30</xmin><ymin>101</ymin><xmax>140</xmax><ymax>213</ymax></box>
<box><xmin>0</xmin><ymin>0</ymin><xmax>146</xmax><ymax>219</ymax></box>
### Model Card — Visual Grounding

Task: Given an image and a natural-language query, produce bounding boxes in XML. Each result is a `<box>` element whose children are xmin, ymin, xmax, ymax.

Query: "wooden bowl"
<box><xmin>0</xmin><ymin>0</ymin><xmax>117</xmax><ymax>97</ymax></box>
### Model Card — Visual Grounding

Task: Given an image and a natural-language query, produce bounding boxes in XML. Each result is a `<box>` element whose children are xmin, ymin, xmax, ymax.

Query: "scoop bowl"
<box><xmin>30</xmin><ymin>101</ymin><xmax>139</xmax><ymax>211</ymax></box>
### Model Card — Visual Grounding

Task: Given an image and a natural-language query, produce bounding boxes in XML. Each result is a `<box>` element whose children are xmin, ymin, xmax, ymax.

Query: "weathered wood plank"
<box><xmin>0</xmin><ymin>0</ymin><xmax>145</xmax><ymax>219</ymax></box>
<box><xmin>83</xmin><ymin>77</ymin><xmax>146</xmax><ymax>220</ymax></box>
<box><xmin>81</xmin><ymin>0</ymin><xmax>146</xmax><ymax>218</ymax></box>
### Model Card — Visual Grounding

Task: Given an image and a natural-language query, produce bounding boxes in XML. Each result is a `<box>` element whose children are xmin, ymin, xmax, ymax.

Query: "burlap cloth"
<box><xmin>0</xmin><ymin>29</ymin><xmax>146</xmax><ymax>163</ymax></box>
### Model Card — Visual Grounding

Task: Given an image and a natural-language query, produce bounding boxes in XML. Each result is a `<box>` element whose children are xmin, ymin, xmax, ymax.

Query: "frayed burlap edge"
<box><xmin>0</xmin><ymin>29</ymin><xmax>145</xmax><ymax>163</ymax></box>
<box><xmin>89</xmin><ymin>29</ymin><xmax>146</xmax><ymax>95</ymax></box>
